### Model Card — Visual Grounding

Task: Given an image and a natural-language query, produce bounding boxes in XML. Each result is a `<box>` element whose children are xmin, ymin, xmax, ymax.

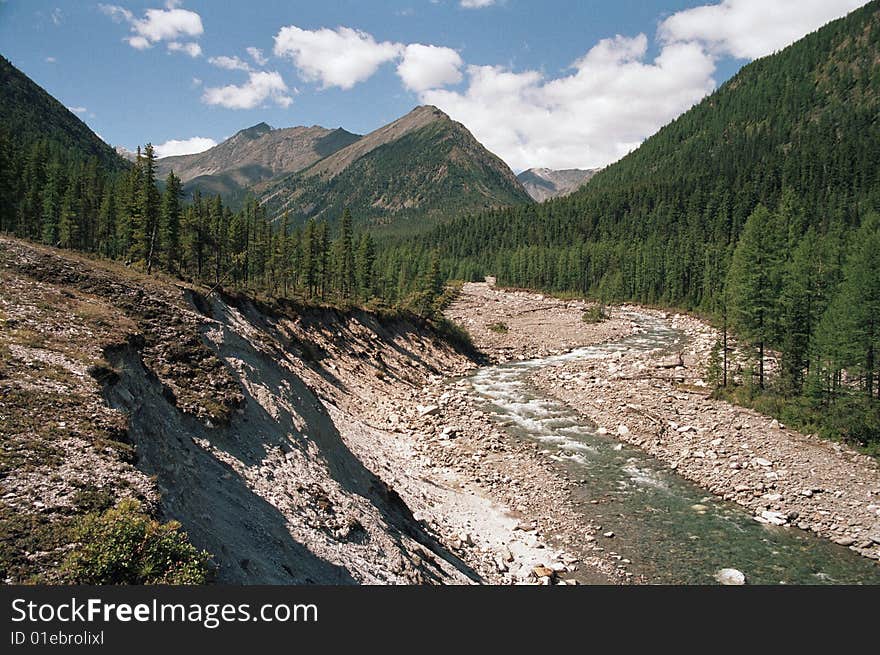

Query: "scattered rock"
<box><xmin>714</xmin><ymin>568</ymin><xmax>746</xmax><ymax>585</ymax></box>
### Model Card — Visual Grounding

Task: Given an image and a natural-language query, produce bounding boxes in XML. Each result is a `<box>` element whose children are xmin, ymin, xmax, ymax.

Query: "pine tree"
<box><xmin>355</xmin><ymin>233</ymin><xmax>376</xmax><ymax>300</ymax></box>
<box><xmin>337</xmin><ymin>208</ymin><xmax>356</xmax><ymax>298</ymax></box>
<box><xmin>830</xmin><ymin>214</ymin><xmax>880</xmax><ymax>398</ymax></box>
<box><xmin>57</xmin><ymin>178</ymin><xmax>79</xmax><ymax>250</ymax></box>
<box><xmin>160</xmin><ymin>171</ymin><xmax>182</xmax><ymax>271</ymax></box>
<box><xmin>725</xmin><ymin>205</ymin><xmax>786</xmax><ymax>389</ymax></box>
<box><xmin>139</xmin><ymin>144</ymin><xmax>161</xmax><ymax>273</ymax></box>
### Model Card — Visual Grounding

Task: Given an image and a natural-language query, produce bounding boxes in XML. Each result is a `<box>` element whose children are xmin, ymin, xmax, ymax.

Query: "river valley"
<box><xmin>460</xmin><ymin>309</ymin><xmax>880</xmax><ymax>584</ymax></box>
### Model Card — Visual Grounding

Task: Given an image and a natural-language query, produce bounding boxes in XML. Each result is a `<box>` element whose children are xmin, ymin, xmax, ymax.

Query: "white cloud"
<box><xmin>415</xmin><ymin>1</ymin><xmax>866</xmax><ymax>170</ymax></box>
<box><xmin>273</xmin><ymin>25</ymin><xmax>403</xmax><ymax>90</ymax></box>
<box><xmin>460</xmin><ymin>0</ymin><xmax>497</xmax><ymax>8</ymax></box>
<box><xmin>45</xmin><ymin>56</ymin><xmax>56</xmax><ymax>63</ymax></box>
<box><xmin>208</xmin><ymin>55</ymin><xmax>252</xmax><ymax>71</ymax></box>
<box><xmin>99</xmin><ymin>3</ymin><xmax>203</xmax><ymax>53</ymax></box>
<box><xmin>422</xmin><ymin>35</ymin><xmax>716</xmax><ymax>171</ymax></box>
<box><xmin>167</xmin><ymin>41</ymin><xmax>202</xmax><ymax>57</ymax></box>
<box><xmin>154</xmin><ymin>136</ymin><xmax>217</xmax><ymax>158</ymax></box>
<box><xmin>658</xmin><ymin>0</ymin><xmax>867</xmax><ymax>59</ymax></box>
<box><xmin>201</xmin><ymin>71</ymin><xmax>293</xmax><ymax>109</ymax></box>
<box><xmin>51</xmin><ymin>8</ymin><xmax>63</xmax><ymax>26</ymax></box>
<box><xmin>127</xmin><ymin>35</ymin><xmax>152</xmax><ymax>50</ymax></box>
<box><xmin>246</xmin><ymin>47</ymin><xmax>268</xmax><ymax>66</ymax></box>
<box><xmin>67</xmin><ymin>106</ymin><xmax>87</xmax><ymax>114</ymax></box>
<box><xmin>397</xmin><ymin>44</ymin><xmax>463</xmax><ymax>92</ymax></box>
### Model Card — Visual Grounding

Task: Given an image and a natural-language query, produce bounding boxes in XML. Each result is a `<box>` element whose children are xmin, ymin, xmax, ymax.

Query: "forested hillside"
<box><xmin>259</xmin><ymin>106</ymin><xmax>532</xmax><ymax>234</ymax></box>
<box><xmin>0</xmin><ymin>56</ymin><xmax>449</xmax><ymax>315</ymax></box>
<box><xmin>396</xmin><ymin>1</ymin><xmax>880</xmax><ymax>444</ymax></box>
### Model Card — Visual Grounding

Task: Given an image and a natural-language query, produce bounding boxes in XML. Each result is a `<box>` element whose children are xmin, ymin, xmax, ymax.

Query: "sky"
<box><xmin>0</xmin><ymin>0</ymin><xmax>869</xmax><ymax>171</ymax></box>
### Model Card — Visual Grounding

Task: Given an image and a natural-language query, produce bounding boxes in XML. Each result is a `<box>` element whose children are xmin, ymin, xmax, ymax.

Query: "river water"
<box><xmin>463</xmin><ymin>313</ymin><xmax>880</xmax><ymax>584</ymax></box>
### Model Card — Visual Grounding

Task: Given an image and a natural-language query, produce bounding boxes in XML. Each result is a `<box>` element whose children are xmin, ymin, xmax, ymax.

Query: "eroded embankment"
<box><xmin>0</xmin><ymin>237</ymin><xmax>491</xmax><ymax>584</ymax></box>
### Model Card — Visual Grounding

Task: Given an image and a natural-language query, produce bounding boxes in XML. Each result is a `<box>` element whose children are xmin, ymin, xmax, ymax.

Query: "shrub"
<box><xmin>582</xmin><ymin>305</ymin><xmax>609</xmax><ymax>324</ymax></box>
<box><xmin>487</xmin><ymin>321</ymin><xmax>509</xmax><ymax>334</ymax></box>
<box><xmin>63</xmin><ymin>499</ymin><xmax>211</xmax><ymax>585</ymax></box>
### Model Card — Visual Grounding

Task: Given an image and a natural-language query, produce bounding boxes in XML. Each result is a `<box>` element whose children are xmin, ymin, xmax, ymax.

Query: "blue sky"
<box><xmin>0</xmin><ymin>0</ymin><xmax>868</xmax><ymax>170</ymax></box>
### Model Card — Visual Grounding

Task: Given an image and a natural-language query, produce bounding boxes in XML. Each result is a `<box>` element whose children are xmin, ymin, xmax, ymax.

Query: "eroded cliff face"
<box><xmin>0</xmin><ymin>236</ymin><xmax>479</xmax><ymax>584</ymax></box>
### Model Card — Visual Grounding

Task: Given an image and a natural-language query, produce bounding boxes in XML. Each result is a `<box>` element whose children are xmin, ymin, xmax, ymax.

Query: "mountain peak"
<box><xmin>235</xmin><ymin>122</ymin><xmax>273</xmax><ymax>140</ymax></box>
<box><xmin>517</xmin><ymin>167</ymin><xmax>598</xmax><ymax>202</ymax></box>
<box><xmin>410</xmin><ymin>104</ymin><xmax>450</xmax><ymax>121</ymax></box>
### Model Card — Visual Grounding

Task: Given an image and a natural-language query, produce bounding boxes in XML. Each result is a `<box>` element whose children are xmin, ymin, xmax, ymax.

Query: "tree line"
<box><xmin>0</xmin><ymin>137</ymin><xmax>448</xmax><ymax>314</ymax></box>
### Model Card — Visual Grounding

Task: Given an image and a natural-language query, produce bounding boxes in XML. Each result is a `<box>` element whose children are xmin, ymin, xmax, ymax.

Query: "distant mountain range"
<box><xmin>155</xmin><ymin>105</ymin><xmax>532</xmax><ymax>229</ymax></box>
<box><xmin>255</xmin><ymin>105</ymin><xmax>532</xmax><ymax>230</ymax></box>
<box><xmin>155</xmin><ymin>122</ymin><xmax>361</xmax><ymax>204</ymax></box>
<box><xmin>516</xmin><ymin>167</ymin><xmax>598</xmax><ymax>202</ymax></box>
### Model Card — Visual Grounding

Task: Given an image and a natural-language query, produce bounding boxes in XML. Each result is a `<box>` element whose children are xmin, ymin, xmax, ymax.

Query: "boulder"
<box><xmin>714</xmin><ymin>568</ymin><xmax>746</xmax><ymax>585</ymax></box>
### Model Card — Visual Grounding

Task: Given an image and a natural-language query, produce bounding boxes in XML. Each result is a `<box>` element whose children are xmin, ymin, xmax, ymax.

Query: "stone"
<box><xmin>603</xmin><ymin>531</ymin><xmax>615</xmax><ymax>538</ymax></box>
<box><xmin>417</xmin><ymin>404</ymin><xmax>440</xmax><ymax>417</ymax></box>
<box><xmin>714</xmin><ymin>568</ymin><xmax>746</xmax><ymax>585</ymax></box>
<box><xmin>760</xmin><ymin>510</ymin><xmax>788</xmax><ymax>526</ymax></box>
<box><xmin>753</xmin><ymin>457</ymin><xmax>772</xmax><ymax>467</ymax></box>
<box><xmin>532</xmin><ymin>565</ymin><xmax>554</xmax><ymax>578</ymax></box>
<box><xmin>617</xmin><ymin>425</ymin><xmax>630</xmax><ymax>436</ymax></box>
<box><xmin>834</xmin><ymin>537</ymin><xmax>855</xmax><ymax>547</ymax></box>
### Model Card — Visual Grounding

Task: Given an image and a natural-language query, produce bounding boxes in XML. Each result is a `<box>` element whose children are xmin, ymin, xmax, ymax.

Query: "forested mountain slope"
<box><xmin>258</xmin><ymin>106</ymin><xmax>532</xmax><ymax>233</ymax></box>
<box><xmin>0</xmin><ymin>56</ymin><xmax>126</xmax><ymax>173</ymax></box>
<box><xmin>400</xmin><ymin>1</ymin><xmax>880</xmax><ymax>444</ymax></box>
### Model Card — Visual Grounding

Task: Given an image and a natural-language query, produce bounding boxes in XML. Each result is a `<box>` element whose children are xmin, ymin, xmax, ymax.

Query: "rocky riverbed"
<box><xmin>528</xmin><ymin>309</ymin><xmax>880</xmax><ymax>563</ymax></box>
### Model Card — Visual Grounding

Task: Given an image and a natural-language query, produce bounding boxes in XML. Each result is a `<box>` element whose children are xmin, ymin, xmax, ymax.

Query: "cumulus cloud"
<box><xmin>658</xmin><ymin>0</ymin><xmax>867</xmax><ymax>59</ymax></box>
<box><xmin>208</xmin><ymin>55</ymin><xmax>252</xmax><ymax>71</ymax></box>
<box><xmin>99</xmin><ymin>2</ymin><xmax>203</xmax><ymax>54</ymax></box>
<box><xmin>422</xmin><ymin>35</ymin><xmax>716</xmax><ymax>170</ymax></box>
<box><xmin>246</xmin><ymin>47</ymin><xmax>268</xmax><ymax>66</ymax></box>
<box><xmin>201</xmin><ymin>71</ymin><xmax>293</xmax><ymax>109</ymax></box>
<box><xmin>460</xmin><ymin>0</ymin><xmax>496</xmax><ymax>7</ymax></box>
<box><xmin>167</xmin><ymin>41</ymin><xmax>201</xmax><ymax>57</ymax></box>
<box><xmin>273</xmin><ymin>26</ymin><xmax>403</xmax><ymax>89</ymax></box>
<box><xmin>397</xmin><ymin>44</ymin><xmax>463</xmax><ymax>92</ymax></box>
<box><xmin>154</xmin><ymin>136</ymin><xmax>217</xmax><ymax>158</ymax></box>
<box><xmin>45</xmin><ymin>56</ymin><xmax>56</xmax><ymax>63</ymax></box>
<box><xmin>416</xmin><ymin>1</ymin><xmax>866</xmax><ymax>170</ymax></box>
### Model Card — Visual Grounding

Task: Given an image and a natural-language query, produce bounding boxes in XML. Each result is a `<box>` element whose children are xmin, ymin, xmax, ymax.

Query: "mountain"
<box><xmin>517</xmin><ymin>167</ymin><xmax>598</xmax><ymax>202</ymax></box>
<box><xmin>114</xmin><ymin>145</ymin><xmax>138</xmax><ymax>162</ymax></box>
<box><xmin>156</xmin><ymin>122</ymin><xmax>361</xmax><ymax>205</ymax></box>
<box><xmin>258</xmin><ymin>105</ymin><xmax>532</xmax><ymax>232</ymax></box>
<box><xmin>0</xmin><ymin>56</ymin><xmax>126</xmax><ymax>172</ymax></box>
<box><xmin>426</xmin><ymin>0</ymin><xmax>880</xmax><ymax>306</ymax></box>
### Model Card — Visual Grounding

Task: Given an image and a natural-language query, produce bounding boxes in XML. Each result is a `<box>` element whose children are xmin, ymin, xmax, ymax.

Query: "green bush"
<box><xmin>487</xmin><ymin>321</ymin><xmax>509</xmax><ymax>334</ymax></box>
<box><xmin>63</xmin><ymin>499</ymin><xmax>211</xmax><ymax>585</ymax></box>
<box><xmin>581</xmin><ymin>305</ymin><xmax>608</xmax><ymax>324</ymax></box>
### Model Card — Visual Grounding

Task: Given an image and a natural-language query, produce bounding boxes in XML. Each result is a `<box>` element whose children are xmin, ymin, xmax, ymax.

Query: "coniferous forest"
<box><xmin>2</xmin><ymin>2</ymin><xmax>879</xmax><ymax>448</ymax></box>
<box><xmin>384</xmin><ymin>2</ymin><xmax>880</xmax><ymax>446</ymax></box>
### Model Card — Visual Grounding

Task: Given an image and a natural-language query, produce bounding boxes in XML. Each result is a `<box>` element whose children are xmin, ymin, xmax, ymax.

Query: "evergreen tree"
<box><xmin>725</xmin><ymin>205</ymin><xmax>786</xmax><ymax>388</ymax></box>
<box><xmin>160</xmin><ymin>171</ymin><xmax>182</xmax><ymax>271</ymax></box>
<box><xmin>355</xmin><ymin>232</ymin><xmax>376</xmax><ymax>300</ymax></box>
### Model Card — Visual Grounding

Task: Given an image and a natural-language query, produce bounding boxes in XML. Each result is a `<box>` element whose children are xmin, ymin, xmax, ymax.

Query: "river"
<box><xmin>463</xmin><ymin>312</ymin><xmax>880</xmax><ymax>584</ymax></box>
